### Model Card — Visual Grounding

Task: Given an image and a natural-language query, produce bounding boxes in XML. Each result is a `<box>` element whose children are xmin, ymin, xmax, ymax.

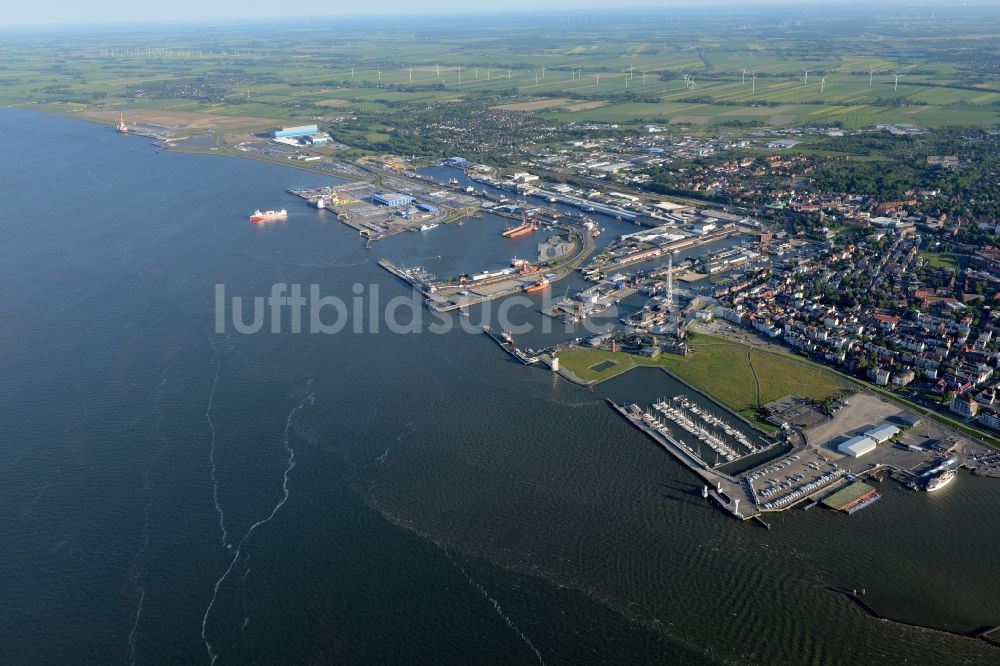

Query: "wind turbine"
<box><xmin>642</xmin><ymin>72</ymin><xmax>647</xmax><ymax>85</ymax></box>
<box><xmin>820</xmin><ymin>76</ymin><xmax>827</xmax><ymax>94</ymax></box>
<box><xmin>409</xmin><ymin>67</ymin><xmax>412</xmax><ymax>83</ymax></box>
<box><xmin>508</xmin><ymin>66</ymin><xmax>511</xmax><ymax>79</ymax></box>
<box><xmin>541</xmin><ymin>66</ymin><xmax>545</xmax><ymax>79</ymax></box>
<box><xmin>742</xmin><ymin>67</ymin><xmax>747</xmax><ymax>85</ymax></box>
<box><xmin>688</xmin><ymin>75</ymin><xmax>696</xmax><ymax>89</ymax></box>
<box><xmin>595</xmin><ymin>73</ymin><xmax>600</xmax><ymax>87</ymax></box>
<box><xmin>377</xmin><ymin>69</ymin><xmax>381</xmax><ymax>83</ymax></box>
<box><xmin>436</xmin><ymin>64</ymin><xmax>440</xmax><ymax>79</ymax></box>
<box><xmin>868</xmin><ymin>65</ymin><xmax>876</xmax><ymax>87</ymax></box>
<box><xmin>458</xmin><ymin>66</ymin><xmax>462</xmax><ymax>84</ymax></box>
<box><xmin>802</xmin><ymin>68</ymin><xmax>811</xmax><ymax>85</ymax></box>
<box><xmin>752</xmin><ymin>72</ymin><xmax>757</xmax><ymax>93</ymax></box>
<box><xmin>682</xmin><ymin>73</ymin><xmax>690</xmax><ymax>89</ymax></box>
<box><xmin>629</xmin><ymin>63</ymin><xmax>634</xmax><ymax>80</ymax></box>
<box><xmin>892</xmin><ymin>73</ymin><xmax>901</xmax><ymax>91</ymax></box>
<box><xmin>475</xmin><ymin>67</ymin><xmax>479</xmax><ymax>80</ymax></box>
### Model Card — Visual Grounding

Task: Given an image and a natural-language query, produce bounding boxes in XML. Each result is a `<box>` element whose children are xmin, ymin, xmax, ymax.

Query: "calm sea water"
<box><xmin>1</xmin><ymin>108</ymin><xmax>998</xmax><ymax>665</ymax></box>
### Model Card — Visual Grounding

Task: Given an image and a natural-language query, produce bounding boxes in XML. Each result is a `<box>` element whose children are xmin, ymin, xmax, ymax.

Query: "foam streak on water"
<box><xmin>205</xmin><ymin>345</ymin><xmax>230</xmax><ymax>550</ymax></box>
<box><xmin>201</xmin><ymin>392</ymin><xmax>311</xmax><ymax>664</ymax></box>
<box><xmin>127</xmin><ymin>375</ymin><xmax>169</xmax><ymax>664</ymax></box>
<box><xmin>447</xmin><ymin>551</ymin><xmax>546</xmax><ymax>666</ymax></box>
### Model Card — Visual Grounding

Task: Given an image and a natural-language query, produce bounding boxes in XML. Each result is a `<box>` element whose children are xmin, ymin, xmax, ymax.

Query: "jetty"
<box><xmin>482</xmin><ymin>326</ymin><xmax>541</xmax><ymax>365</ymax></box>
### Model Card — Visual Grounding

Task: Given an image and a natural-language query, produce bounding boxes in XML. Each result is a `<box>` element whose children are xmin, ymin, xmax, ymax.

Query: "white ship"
<box><xmin>926</xmin><ymin>468</ymin><xmax>956</xmax><ymax>492</ymax></box>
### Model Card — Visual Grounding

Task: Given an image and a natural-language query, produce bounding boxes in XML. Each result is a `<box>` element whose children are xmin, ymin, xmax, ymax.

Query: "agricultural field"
<box><xmin>3</xmin><ymin>8</ymin><xmax>1000</xmax><ymax>141</ymax></box>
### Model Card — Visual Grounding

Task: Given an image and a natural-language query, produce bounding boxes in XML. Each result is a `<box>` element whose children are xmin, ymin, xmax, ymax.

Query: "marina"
<box><xmin>609</xmin><ymin>400</ymin><xmax>759</xmax><ymax>519</ymax></box>
<box><xmin>608</xmin><ymin>382</ymin><xmax>989</xmax><ymax>521</ymax></box>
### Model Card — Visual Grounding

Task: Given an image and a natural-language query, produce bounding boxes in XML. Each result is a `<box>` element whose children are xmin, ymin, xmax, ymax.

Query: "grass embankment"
<box><xmin>557</xmin><ymin>332</ymin><xmax>845</xmax><ymax>426</ymax></box>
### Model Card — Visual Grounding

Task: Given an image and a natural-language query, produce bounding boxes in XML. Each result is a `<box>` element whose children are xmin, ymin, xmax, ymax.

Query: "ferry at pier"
<box><xmin>249</xmin><ymin>209</ymin><xmax>288</xmax><ymax>223</ymax></box>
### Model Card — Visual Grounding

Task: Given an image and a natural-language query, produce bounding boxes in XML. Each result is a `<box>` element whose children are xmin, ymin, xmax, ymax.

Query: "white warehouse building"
<box><xmin>838</xmin><ymin>435</ymin><xmax>878</xmax><ymax>458</ymax></box>
<box><xmin>864</xmin><ymin>424</ymin><xmax>900</xmax><ymax>444</ymax></box>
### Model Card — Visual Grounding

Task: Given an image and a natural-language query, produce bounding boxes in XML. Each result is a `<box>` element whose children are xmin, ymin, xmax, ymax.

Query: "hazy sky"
<box><xmin>3</xmin><ymin>0</ymin><xmax>832</xmax><ymax>27</ymax></box>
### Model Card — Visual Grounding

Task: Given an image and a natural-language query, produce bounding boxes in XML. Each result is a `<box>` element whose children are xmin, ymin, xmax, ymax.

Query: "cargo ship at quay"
<box><xmin>501</xmin><ymin>218</ymin><xmax>538</xmax><ymax>238</ymax></box>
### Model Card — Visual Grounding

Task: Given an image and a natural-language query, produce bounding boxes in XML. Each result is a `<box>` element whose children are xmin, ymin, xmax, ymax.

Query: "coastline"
<box><xmin>17</xmin><ymin>103</ymin><xmax>1000</xmax><ymax>448</ymax></box>
<box><xmin>4</xmin><ymin>104</ymin><xmax>1000</xmax><ymax>664</ymax></box>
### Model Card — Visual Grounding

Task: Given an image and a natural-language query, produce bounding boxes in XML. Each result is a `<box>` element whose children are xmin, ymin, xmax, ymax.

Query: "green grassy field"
<box><xmin>4</xmin><ymin>10</ymin><xmax>1000</xmax><ymax>134</ymax></box>
<box><xmin>557</xmin><ymin>332</ymin><xmax>846</xmax><ymax>424</ymax></box>
<box><xmin>921</xmin><ymin>251</ymin><xmax>959</xmax><ymax>270</ymax></box>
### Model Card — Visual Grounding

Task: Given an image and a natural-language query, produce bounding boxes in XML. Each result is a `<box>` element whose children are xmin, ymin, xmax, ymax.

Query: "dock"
<box><xmin>377</xmin><ymin>259</ymin><xmax>436</xmax><ymax>295</ymax></box>
<box><xmin>377</xmin><ymin>219</ymin><xmax>595</xmax><ymax>313</ymax></box>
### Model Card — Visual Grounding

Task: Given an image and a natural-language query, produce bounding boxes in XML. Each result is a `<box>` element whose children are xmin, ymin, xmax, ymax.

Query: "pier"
<box><xmin>482</xmin><ymin>327</ymin><xmax>541</xmax><ymax>365</ymax></box>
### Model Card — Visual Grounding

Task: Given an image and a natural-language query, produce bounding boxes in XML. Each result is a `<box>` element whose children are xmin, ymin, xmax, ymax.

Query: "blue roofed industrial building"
<box><xmin>416</xmin><ymin>203</ymin><xmax>438</xmax><ymax>213</ymax></box>
<box><xmin>271</xmin><ymin>125</ymin><xmax>319</xmax><ymax>139</ymax></box>
<box><xmin>372</xmin><ymin>192</ymin><xmax>414</xmax><ymax>207</ymax></box>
